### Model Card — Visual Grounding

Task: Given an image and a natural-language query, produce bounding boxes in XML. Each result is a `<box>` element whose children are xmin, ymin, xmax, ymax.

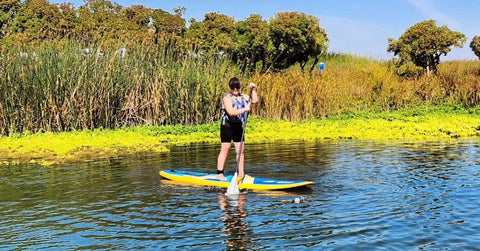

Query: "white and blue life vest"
<box><xmin>222</xmin><ymin>93</ymin><xmax>248</xmax><ymax>125</ymax></box>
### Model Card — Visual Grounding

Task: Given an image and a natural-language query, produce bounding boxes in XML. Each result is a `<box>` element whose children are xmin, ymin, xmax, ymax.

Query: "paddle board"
<box><xmin>159</xmin><ymin>170</ymin><xmax>313</xmax><ymax>190</ymax></box>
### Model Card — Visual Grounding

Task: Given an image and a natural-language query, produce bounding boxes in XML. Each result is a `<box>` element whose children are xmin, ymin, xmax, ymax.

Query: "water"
<box><xmin>1</xmin><ymin>140</ymin><xmax>480</xmax><ymax>250</ymax></box>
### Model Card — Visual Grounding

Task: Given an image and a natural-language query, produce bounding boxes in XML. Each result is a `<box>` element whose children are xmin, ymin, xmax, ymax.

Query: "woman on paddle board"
<box><xmin>217</xmin><ymin>77</ymin><xmax>258</xmax><ymax>180</ymax></box>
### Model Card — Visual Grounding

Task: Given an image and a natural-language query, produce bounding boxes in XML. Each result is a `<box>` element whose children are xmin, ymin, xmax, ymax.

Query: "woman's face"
<box><xmin>230</xmin><ymin>84</ymin><xmax>240</xmax><ymax>95</ymax></box>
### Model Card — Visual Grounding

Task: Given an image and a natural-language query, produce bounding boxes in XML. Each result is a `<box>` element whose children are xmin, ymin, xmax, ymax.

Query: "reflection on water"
<box><xmin>1</xmin><ymin>139</ymin><xmax>480</xmax><ymax>250</ymax></box>
<box><xmin>218</xmin><ymin>193</ymin><xmax>250</xmax><ymax>250</ymax></box>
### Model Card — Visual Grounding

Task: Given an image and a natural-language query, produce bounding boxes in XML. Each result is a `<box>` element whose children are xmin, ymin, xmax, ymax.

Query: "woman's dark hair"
<box><xmin>228</xmin><ymin>77</ymin><xmax>241</xmax><ymax>90</ymax></box>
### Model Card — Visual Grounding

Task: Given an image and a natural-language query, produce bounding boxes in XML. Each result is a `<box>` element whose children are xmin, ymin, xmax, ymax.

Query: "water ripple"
<box><xmin>1</xmin><ymin>140</ymin><xmax>480</xmax><ymax>250</ymax></box>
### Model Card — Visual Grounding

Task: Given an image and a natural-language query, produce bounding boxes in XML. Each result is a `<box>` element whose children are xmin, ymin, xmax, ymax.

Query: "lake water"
<box><xmin>1</xmin><ymin>139</ymin><xmax>479</xmax><ymax>250</ymax></box>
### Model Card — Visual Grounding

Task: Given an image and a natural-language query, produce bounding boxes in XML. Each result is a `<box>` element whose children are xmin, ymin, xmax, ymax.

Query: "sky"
<box><xmin>50</xmin><ymin>0</ymin><xmax>480</xmax><ymax>61</ymax></box>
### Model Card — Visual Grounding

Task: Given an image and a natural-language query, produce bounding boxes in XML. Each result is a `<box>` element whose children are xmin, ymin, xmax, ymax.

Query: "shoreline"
<box><xmin>2</xmin><ymin>109</ymin><xmax>480</xmax><ymax>166</ymax></box>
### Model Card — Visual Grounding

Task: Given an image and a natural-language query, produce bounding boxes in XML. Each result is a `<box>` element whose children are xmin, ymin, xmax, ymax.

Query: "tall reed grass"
<box><xmin>250</xmin><ymin>55</ymin><xmax>480</xmax><ymax>120</ymax></box>
<box><xmin>1</xmin><ymin>43</ymin><xmax>480</xmax><ymax>136</ymax></box>
<box><xmin>0</xmin><ymin>42</ymin><xmax>242</xmax><ymax>135</ymax></box>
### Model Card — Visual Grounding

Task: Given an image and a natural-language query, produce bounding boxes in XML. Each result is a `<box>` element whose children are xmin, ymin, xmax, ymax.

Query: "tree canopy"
<box><xmin>232</xmin><ymin>14</ymin><xmax>272</xmax><ymax>72</ymax></box>
<box><xmin>470</xmin><ymin>36</ymin><xmax>480</xmax><ymax>59</ymax></box>
<box><xmin>184</xmin><ymin>12</ymin><xmax>235</xmax><ymax>53</ymax></box>
<box><xmin>6</xmin><ymin>0</ymin><xmax>478</xmax><ymax>74</ymax></box>
<box><xmin>0</xmin><ymin>0</ymin><xmax>20</xmax><ymax>38</ymax></box>
<box><xmin>387</xmin><ymin>19</ymin><xmax>466</xmax><ymax>75</ymax></box>
<box><xmin>269</xmin><ymin>12</ymin><xmax>328</xmax><ymax>71</ymax></box>
<box><xmin>9</xmin><ymin>0</ymin><xmax>62</xmax><ymax>41</ymax></box>
<box><xmin>0</xmin><ymin>0</ymin><xmax>332</xmax><ymax>72</ymax></box>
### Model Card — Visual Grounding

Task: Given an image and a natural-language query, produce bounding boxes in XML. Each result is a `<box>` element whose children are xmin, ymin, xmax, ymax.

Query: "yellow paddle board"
<box><xmin>159</xmin><ymin>170</ymin><xmax>313</xmax><ymax>190</ymax></box>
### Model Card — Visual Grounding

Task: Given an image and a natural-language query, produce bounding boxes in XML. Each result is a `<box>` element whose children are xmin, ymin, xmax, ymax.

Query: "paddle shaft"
<box><xmin>234</xmin><ymin>86</ymin><xmax>254</xmax><ymax>176</ymax></box>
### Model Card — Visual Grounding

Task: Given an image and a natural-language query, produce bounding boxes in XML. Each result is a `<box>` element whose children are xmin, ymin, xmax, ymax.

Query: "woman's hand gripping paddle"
<box><xmin>225</xmin><ymin>85</ymin><xmax>254</xmax><ymax>196</ymax></box>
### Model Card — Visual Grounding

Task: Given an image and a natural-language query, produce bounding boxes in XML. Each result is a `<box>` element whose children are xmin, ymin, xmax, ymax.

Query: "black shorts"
<box><xmin>220</xmin><ymin>121</ymin><xmax>244</xmax><ymax>143</ymax></box>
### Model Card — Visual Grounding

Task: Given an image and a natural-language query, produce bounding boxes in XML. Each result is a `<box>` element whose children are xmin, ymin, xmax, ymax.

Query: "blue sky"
<box><xmin>50</xmin><ymin>0</ymin><xmax>480</xmax><ymax>60</ymax></box>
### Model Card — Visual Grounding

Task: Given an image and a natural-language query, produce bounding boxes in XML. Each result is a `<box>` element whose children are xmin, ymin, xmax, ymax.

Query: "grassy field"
<box><xmin>2</xmin><ymin>105</ymin><xmax>480</xmax><ymax>166</ymax></box>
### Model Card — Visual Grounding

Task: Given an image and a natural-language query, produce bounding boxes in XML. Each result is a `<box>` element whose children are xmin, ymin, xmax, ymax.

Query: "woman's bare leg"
<box><xmin>216</xmin><ymin>142</ymin><xmax>231</xmax><ymax>180</ymax></box>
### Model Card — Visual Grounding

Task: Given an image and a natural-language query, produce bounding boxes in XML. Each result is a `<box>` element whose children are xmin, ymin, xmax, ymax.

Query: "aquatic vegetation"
<box><xmin>2</xmin><ymin>43</ymin><xmax>480</xmax><ymax>136</ymax></box>
<box><xmin>1</xmin><ymin>106</ymin><xmax>480</xmax><ymax>166</ymax></box>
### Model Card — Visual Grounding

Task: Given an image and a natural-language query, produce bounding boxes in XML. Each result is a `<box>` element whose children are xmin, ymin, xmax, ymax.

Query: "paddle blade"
<box><xmin>226</xmin><ymin>172</ymin><xmax>240</xmax><ymax>195</ymax></box>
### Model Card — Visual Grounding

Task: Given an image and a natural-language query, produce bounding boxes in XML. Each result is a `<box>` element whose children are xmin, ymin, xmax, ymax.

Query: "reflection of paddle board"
<box><xmin>159</xmin><ymin>170</ymin><xmax>313</xmax><ymax>190</ymax></box>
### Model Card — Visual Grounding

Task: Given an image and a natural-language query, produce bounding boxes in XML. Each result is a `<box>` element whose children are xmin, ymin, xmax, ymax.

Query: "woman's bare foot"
<box><xmin>216</xmin><ymin>174</ymin><xmax>227</xmax><ymax>181</ymax></box>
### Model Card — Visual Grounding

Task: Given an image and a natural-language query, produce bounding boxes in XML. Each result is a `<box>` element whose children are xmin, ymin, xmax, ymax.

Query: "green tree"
<box><xmin>387</xmin><ymin>19</ymin><xmax>466</xmax><ymax>75</ymax></box>
<box><xmin>76</xmin><ymin>0</ymin><xmax>123</xmax><ymax>44</ymax></box>
<box><xmin>269</xmin><ymin>12</ymin><xmax>328</xmax><ymax>71</ymax></box>
<box><xmin>151</xmin><ymin>7</ymin><xmax>185</xmax><ymax>45</ymax></box>
<box><xmin>9</xmin><ymin>0</ymin><xmax>61</xmax><ymax>41</ymax></box>
<box><xmin>470</xmin><ymin>35</ymin><xmax>480</xmax><ymax>59</ymax></box>
<box><xmin>124</xmin><ymin>5</ymin><xmax>151</xmax><ymax>29</ymax></box>
<box><xmin>184</xmin><ymin>12</ymin><xmax>235</xmax><ymax>54</ymax></box>
<box><xmin>0</xmin><ymin>0</ymin><xmax>21</xmax><ymax>38</ymax></box>
<box><xmin>57</xmin><ymin>3</ymin><xmax>78</xmax><ymax>40</ymax></box>
<box><xmin>123</xmin><ymin>5</ymin><xmax>153</xmax><ymax>42</ymax></box>
<box><xmin>233</xmin><ymin>14</ymin><xmax>273</xmax><ymax>73</ymax></box>
<box><xmin>183</xmin><ymin>18</ymin><xmax>206</xmax><ymax>52</ymax></box>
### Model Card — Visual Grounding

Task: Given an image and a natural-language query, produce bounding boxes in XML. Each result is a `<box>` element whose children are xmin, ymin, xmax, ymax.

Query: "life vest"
<box><xmin>221</xmin><ymin>92</ymin><xmax>248</xmax><ymax>125</ymax></box>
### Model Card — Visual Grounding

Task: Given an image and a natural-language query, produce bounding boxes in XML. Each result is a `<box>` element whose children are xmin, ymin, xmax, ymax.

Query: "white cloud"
<box><xmin>404</xmin><ymin>0</ymin><xmax>459</xmax><ymax>27</ymax></box>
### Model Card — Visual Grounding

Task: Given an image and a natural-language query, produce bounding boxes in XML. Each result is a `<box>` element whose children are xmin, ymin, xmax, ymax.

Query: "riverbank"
<box><xmin>1</xmin><ymin>106</ymin><xmax>480</xmax><ymax>166</ymax></box>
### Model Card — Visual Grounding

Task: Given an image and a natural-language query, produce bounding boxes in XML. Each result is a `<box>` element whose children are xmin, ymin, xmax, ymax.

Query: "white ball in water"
<box><xmin>294</xmin><ymin>197</ymin><xmax>301</xmax><ymax>203</ymax></box>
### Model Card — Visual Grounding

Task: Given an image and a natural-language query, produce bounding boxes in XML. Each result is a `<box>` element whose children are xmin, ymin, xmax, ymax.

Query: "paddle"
<box><xmin>226</xmin><ymin>85</ymin><xmax>254</xmax><ymax>196</ymax></box>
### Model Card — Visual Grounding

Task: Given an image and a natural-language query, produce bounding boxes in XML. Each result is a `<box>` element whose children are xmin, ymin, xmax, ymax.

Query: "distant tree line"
<box><xmin>0</xmin><ymin>0</ymin><xmax>328</xmax><ymax>72</ymax></box>
<box><xmin>1</xmin><ymin>0</ymin><xmax>480</xmax><ymax>76</ymax></box>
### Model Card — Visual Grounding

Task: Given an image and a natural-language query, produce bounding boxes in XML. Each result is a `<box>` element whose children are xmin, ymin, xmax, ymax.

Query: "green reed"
<box><xmin>1</xmin><ymin>43</ymin><xmax>480</xmax><ymax>136</ymax></box>
<box><xmin>0</xmin><ymin>42</ymin><xmax>242</xmax><ymax>135</ymax></box>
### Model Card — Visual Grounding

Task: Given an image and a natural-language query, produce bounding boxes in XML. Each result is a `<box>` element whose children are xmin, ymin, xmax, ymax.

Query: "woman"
<box><xmin>216</xmin><ymin>77</ymin><xmax>258</xmax><ymax>180</ymax></box>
